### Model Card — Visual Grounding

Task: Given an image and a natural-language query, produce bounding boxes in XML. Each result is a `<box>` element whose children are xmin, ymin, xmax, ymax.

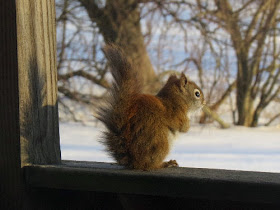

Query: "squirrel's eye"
<box><xmin>194</xmin><ymin>89</ymin><xmax>200</xmax><ymax>98</ymax></box>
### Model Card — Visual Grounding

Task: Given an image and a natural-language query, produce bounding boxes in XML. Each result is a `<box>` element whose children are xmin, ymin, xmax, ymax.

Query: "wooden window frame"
<box><xmin>1</xmin><ymin>0</ymin><xmax>280</xmax><ymax>208</ymax></box>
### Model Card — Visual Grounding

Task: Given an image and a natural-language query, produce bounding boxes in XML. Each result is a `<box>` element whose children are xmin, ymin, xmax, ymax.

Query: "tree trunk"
<box><xmin>236</xmin><ymin>92</ymin><xmax>254</xmax><ymax>126</ymax></box>
<box><xmin>80</xmin><ymin>0</ymin><xmax>157</xmax><ymax>90</ymax></box>
<box><xmin>236</xmin><ymin>57</ymin><xmax>254</xmax><ymax>126</ymax></box>
<box><xmin>251</xmin><ymin>109</ymin><xmax>261</xmax><ymax>127</ymax></box>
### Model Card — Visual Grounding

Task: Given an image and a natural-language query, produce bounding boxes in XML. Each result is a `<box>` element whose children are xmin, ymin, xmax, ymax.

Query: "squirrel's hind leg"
<box><xmin>162</xmin><ymin>160</ymin><xmax>179</xmax><ymax>168</ymax></box>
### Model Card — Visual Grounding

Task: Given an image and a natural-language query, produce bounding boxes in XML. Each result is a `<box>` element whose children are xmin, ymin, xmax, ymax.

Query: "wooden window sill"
<box><xmin>24</xmin><ymin>160</ymin><xmax>280</xmax><ymax>204</ymax></box>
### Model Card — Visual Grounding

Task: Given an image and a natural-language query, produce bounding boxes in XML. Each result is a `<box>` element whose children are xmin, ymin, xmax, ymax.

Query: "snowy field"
<box><xmin>60</xmin><ymin>122</ymin><xmax>280</xmax><ymax>173</ymax></box>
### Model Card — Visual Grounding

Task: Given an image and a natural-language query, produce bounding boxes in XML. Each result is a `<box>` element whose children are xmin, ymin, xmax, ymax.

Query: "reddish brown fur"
<box><xmin>98</xmin><ymin>45</ymin><xmax>205</xmax><ymax>170</ymax></box>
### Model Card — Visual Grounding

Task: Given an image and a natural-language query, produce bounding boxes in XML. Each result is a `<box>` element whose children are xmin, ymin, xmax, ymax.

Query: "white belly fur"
<box><xmin>168</xmin><ymin>131</ymin><xmax>178</xmax><ymax>148</ymax></box>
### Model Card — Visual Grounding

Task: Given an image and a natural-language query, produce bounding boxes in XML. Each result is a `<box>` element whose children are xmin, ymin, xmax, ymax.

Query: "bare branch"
<box><xmin>58</xmin><ymin>69</ymin><xmax>110</xmax><ymax>89</ymax></box>
<box><xmin>265</xmin><ymin>113</ymin><xmax>280</xmax><ymax>126</ymax></box>
<box><xmin>202</xmin><ymin>106</ymin><xmax>230</xmax><ymax>129</ymax></box>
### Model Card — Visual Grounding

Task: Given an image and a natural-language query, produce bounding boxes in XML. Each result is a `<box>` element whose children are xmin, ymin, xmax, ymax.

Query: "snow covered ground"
<box><xmin>60</xmin><ymin>122</ymin><xmax>280</xmax><ymax>173</ymax></box>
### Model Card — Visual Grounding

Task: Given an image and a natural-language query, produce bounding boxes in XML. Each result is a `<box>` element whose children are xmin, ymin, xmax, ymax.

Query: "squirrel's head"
<box><xmin>159</xmin><ymin>73</ymin><xmax>206</xmax><ymax>112</ymax></box>
<box><xmin>178</xmin><ymin>73</ymin><xmax>205</xmax><ymax>112</ymax></box>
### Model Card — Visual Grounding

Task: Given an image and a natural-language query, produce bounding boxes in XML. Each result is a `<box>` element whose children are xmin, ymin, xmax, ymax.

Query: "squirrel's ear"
<box><xmin>180</xmin><ymin>73</ymin><xmax>188</xmax><ymax>90</ymax></box>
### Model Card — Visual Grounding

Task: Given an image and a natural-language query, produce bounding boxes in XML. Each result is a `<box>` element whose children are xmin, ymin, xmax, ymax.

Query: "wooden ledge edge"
<box><xmin>24</xmin><ymin>160</ymin><xmax>280</xmax><ymax>204</ymax></box>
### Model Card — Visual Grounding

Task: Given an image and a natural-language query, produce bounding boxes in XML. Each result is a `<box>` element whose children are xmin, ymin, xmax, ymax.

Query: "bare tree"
<box><xmin>152</xmin><ymin>1</ymin><xmax>234</xmax><ymax>128</ymax></box>
<box><xmin>56</xmin><ymin>0</ymin><xmax>280</xmax><ymax>127</ymax></box>
<box><xmin>57</xmin><ymin>0</ymin><xmax>232</xmax><ymax>126</ymax></box>
<box><xmin>56</xmin><ymin>0</ymin><xmax>110</xmax><ymax>120</ymax></box>
<box><xmin>78</xmin><ymin>0</ymin><xmax>157</xmax><ymax>88</ymax></box>
<box><xmin>192</xmin><ymin>0</ymin><xmax>280</xmax><ymax>127</ymax></box>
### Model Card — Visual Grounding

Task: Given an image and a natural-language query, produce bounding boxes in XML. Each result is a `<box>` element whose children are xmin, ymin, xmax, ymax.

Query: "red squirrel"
<box><xmin>98</xmin><ymin>45</ymin><xmax>205</xmax><ymax>170</ymax></box>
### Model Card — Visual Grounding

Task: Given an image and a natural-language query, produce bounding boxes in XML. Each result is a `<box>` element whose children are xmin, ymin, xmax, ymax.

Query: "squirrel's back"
<box><xmin>98</xmin><ymin>45</ymin><xmax>205</xmax><ymax>170</ymax></box>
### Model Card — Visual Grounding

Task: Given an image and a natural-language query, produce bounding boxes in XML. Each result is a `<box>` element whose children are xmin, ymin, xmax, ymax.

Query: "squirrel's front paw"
<box><xmin>162</xmin><ymin>160</ymin><xmax>179</xmax><ymax>168</ymax></box>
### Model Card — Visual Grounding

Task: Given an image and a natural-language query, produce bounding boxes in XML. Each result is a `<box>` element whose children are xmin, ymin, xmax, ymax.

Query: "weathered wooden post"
<box><xmin>0</xmin><ymin>0</ymin><xmax>60</xmax><ymax>208</ymax></box>
<box><xmin>17</xmin><ymin>0</ymin><xmax>61</xmax><ymax>165</ymax></box>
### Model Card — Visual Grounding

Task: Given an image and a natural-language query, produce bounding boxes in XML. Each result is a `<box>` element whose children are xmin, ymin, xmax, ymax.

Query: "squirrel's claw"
<box><xmin>162</xmin><ymin>160</ymin><xmax>179</xmax><ymax>168</ymax></box>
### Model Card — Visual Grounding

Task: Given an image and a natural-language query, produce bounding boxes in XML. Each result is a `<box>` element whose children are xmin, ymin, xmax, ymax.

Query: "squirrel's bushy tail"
<box><xmin>103</xmin><ymin>45</ymin><xmax>141</xmax><ymax>101</ymax></box>
<box><xmin>97</xmin><ymin>45</ymin><xmax>141</xmax><ymax>165</ymax></box>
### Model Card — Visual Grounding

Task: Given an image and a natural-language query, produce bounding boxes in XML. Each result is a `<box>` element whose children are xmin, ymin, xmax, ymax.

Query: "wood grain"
<box><xmin>16</xmin><ymin>0</ymin><xmax>61</xmax><ymax>165</ymax></box>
